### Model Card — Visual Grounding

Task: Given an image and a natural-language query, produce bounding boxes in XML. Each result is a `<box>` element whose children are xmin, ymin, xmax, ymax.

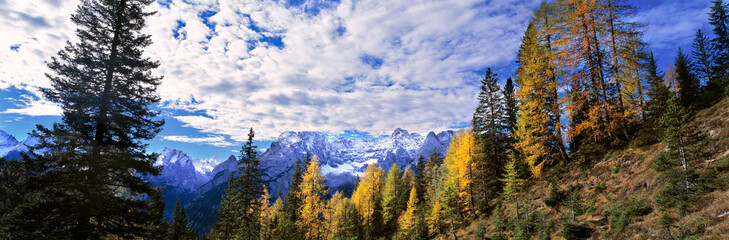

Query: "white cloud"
<box><xmin>0</xmin><ymin>0</ymin><xmax>709</xmax><ymax>141</ymax></box>
<box><xmin>143</xmin><ymin>0</ymin><xmax>541</xmax><ymax>140</ymax></box>
<box><xmin>162</xmin><ymin>135</ymin><xmax>237</xmax><ymax>147</ymax></box>
<box><xmin>2</xmin><ymin>95</ymin><xmax>62</xmax><ymax>116</ymax></box>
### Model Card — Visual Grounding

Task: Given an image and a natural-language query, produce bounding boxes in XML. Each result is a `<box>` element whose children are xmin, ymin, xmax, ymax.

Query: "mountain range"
<box><xmin>0</xmin><ymin>128</ymin><xmax>455</xmax><ymax>236</ymax></box>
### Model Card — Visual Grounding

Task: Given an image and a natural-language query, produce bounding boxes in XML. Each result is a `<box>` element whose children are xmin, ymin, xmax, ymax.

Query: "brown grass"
<box><xmin>459</xmin><ymin>98</ymin><xmax>729</xmax><ymax>240</ymax></box>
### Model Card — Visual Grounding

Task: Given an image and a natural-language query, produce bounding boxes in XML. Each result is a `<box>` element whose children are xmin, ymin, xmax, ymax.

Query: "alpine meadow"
<box><xmin>2</xmin><ymin>0</ymin><xmax>729</xmax><ymax>239</ymax></box>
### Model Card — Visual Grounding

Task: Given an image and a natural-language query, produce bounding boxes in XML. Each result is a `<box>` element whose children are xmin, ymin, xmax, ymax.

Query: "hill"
<box><xmin>458</xmin><ymin>98</ymin><xmax>729</xmax><ymax>239</ymax></box>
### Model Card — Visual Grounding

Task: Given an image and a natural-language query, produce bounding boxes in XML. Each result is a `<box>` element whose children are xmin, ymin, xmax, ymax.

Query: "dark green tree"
<box><xmin>654</xmin><ymin>98</ymin><xmax>701</xmax><ymax>211</ymax></box>
<box><xmin>674</xmin><ymin>48</ymin><xmax>700</xmax><ymax>109</ymax></box>
<box><xmin>471</xmin><ymin>68</ymin><xmax>510</xmax><ymax>213</ymax></box>
<box><xmin>280</xmin><ymin>152</ymin><xmax>311</xmax><ymax>239</ymax></box>
<box><xmin>169</xmin><ymin>198</ymin><xmax>196</xmax><ymax>240</ymax></box>
<box><xmin>213</xmin><ymin>172</ymin><xmax>240</xmax><ymax>239</ymax></box>
<box><xmin>213</xmin><ymin>128</ymin><xmax>263</xmax><ymax>239</ymax></box>
<box><xmin>2</xmin><ymin>0</ymin><xmax>165</xmax><ymax>238</ymax></box>
<box><xmin>503</xmin><ymin>77</ymin><xmax>519</xmax><ymax>138</ymax></box>
<box><xmin>381</xmin><ymin>162</ymin><xmax>404</xmax><ymax>237</ymax></box>
<box><xmin>639</xmin><ymin>52</ymin><xmax>672</xmax><ymax>145</ymax></box>
<box><xmin>709</xmin><ymin>0</ymin><xmax>729</xmax><ymax>85</ymax></box>
<box><xmin>415</xmin><ymin>155</ymin><xmax>427</xmax><ymax>204</ymax></box>
<box><xmin>693</xmin><ymin>29</ymin><xmax>722</xmax><ymax>107</ymax></box>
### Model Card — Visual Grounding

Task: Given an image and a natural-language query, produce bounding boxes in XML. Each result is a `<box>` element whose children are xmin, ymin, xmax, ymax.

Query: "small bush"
<box><xmin>544</xmin><ymin>183</ymin><xmax>567</xmax><ymax>208</ymax></box>
<box><xmin>652</xmin><ymin>151</ymin><xmax>674</xmax><ymax>172</ymax></box>
<box><xmin>606</xmin><ymin>198</ymin><xmax>652</xmax><ymax>232</ymax></box>
<box><xmin>612</xmin><ymin>163</ymin><xmax>621</xmax><ymax>174</ymax></box>
<box><xmin>560</xmin><ymin>222</ymin><xmax>592</xmax><ymax>240</ymax></box>
<box><xmin>593</xmin><ymin>182</ymin><xmax>606</xmax><ymax>194</ymax></box>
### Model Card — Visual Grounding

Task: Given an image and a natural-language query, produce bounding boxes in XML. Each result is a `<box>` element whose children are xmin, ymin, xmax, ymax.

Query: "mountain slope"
<box><xmin>459</xmin><ymin>98</ymin><xmax>729</xmax><ymax>239</ymax></box>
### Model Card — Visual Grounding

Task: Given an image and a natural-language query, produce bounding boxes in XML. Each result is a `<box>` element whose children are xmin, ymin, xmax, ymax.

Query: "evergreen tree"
<box><xmin>381</xmin><ymin>162</ymin><xmax>404</xmax><ymax>236</ymax></box>
<box><xmin>472</xmin><ymin>68</ymin><xmax>505</xmax><ymax>141</ymax></box>
<box><xmin>710</xmin><ymin>0</ymin><xmax>729</xmax><ymax>84</ymax></box>
<box><xmin>674</xmin><ymin>48</ymin><xmax>700</xmax><ymax>109</ymax></box>
<box><xmin>282</xmin><ymin>157</ymin><xmax>305</xmax><ymax>238</ymax></box>
<box><xmin>654</xmin><ymin>98</ymin><xmax>702</xmax><ymax>211</ymax></box>
<box><xmin>693</xmin><ymin>29</ymin><xmax>722</xmax><ymax>107</ymax></box>
<box><xmin>213</xmin><ymin>128</ymin><xmax>263</xmax><ymax>240</ymax></box>
<box><xmin>471</xmin><ymin>68</ymin><xmax>512</xmax><ymax>214</ymax></box>
<box><xmin>299</xmin><ymin>155</ymin><xmax>327</xmax><ymax>240</ymax></box>
<box><xmin>503</xmin><ymin>77</ymin><xmax>519</xmax><ymax>137</ymax></box>
<box><xmin>235</xmin><ymin>128</ymin><xmax>264</xmax><ymax>240</ymax></box>
<box><xmin>415</xmin><ymin>155</ymin><xmax>427</xmax><ymax>204</ymax></box>
<box><xmin>501</xmin><ymin>153</ymin><xmax>524</xmax><ymax>203</ymax></box>
<box><xmin>148</xmin><ymin>187</ymin><xmax>170</xmax><ymax>240</ymax></box>
<box><xmin>214</xmin><ymin>172</ymin><xmax>239</xmax><ymax>239</ymax></box>
<box><xmin>640</xmin><ymin>52</ymin><xmax>671</xmax><ymax>145</ymax></box>
<box><xmin>169</xmin><ymin>198</ymin><xmax>195</xmax><ymax>240</ymax></box>
<box><xmin>4</xmin><ymin>0</ymin><xmax>165</xmax><ymax>238</ymax></box>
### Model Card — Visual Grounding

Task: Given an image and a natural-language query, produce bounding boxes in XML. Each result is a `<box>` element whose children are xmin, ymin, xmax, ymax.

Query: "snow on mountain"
<box><xmin>195</xmin><ymin>156</ymin><xmax>222</xmax><ymax>176</ymax></box>
<box><xmin>257</xmin><ymin>128</ymin><xmax>454</xmax><ymax>199</ymax></box>
<box><xmin>150</xmin><ymin>147</ymin><xmax>211</xmax><ymax>191</ymax></box>
<box><xmin>0</xmin><ymin>130</ymin><xmax>40</xmax><ymax>160</ymax></box>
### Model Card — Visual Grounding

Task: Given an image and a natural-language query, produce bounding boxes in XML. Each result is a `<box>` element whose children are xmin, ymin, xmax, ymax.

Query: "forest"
<box><xmin>1</xmin><ymin>0</ymin><xmax>729</xmax><ymax>239</ymax></box>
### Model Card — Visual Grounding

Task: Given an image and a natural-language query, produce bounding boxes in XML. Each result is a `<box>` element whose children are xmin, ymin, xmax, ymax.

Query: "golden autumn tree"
<box><xmin>323</xmin><ymin>191</ymin><xmax>343</xmax><ymax>240</ymax></box>
<box><xmin>397</xmin><ymin>186</ymin><xmax>419</xmax><ymax>239</ymax></box>
<box><xmin>299</xmin><ymin>155</ymin><xmax>327</xmax><ymax>240</ymax></box>
<box><xmin>258</xmin><ymin>187</ymin><xmax>274</xmax><ymax>239</ymax></box>
<box><xmin>444</xmin><ymin>128</ymin><xmax>477</xmax><ymax>217</ymax></box>
<box><xmin>514</xmin><ymin>21</ymin><xmax>554</xmax><ymax>178</ymax></box>
<box><xmin>351</xmin><ymin>163</ymin><xmax>386</xmax><ymax>239</ymax></box>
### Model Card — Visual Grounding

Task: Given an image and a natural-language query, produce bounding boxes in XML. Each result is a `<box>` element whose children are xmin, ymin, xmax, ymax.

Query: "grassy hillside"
<box><xmin>461</xmin><ymin>98</ymin><xmax>729</xmax><ymax>240</ymax></box>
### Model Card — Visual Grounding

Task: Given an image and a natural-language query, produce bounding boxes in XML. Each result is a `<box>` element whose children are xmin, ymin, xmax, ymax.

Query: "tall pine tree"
<box><xmin>639</xmin><ymin>52</ymin><xmax>672</xmax><ymax>145</ymax></box>
<box><xmin>710</xmin><ymin>0</ymin><xmax>729</xmax><ymax>87</ymax></box>
<box><xmin>213</xmin><ymin>128</ymin><xmax>264</xmax><ymax>240</ymax></box>
<box><xmin>674</xmin><ymin>48</ymin><xmax>700</xmax><ymax>109</ymax></box>
<box><xmin>5</xmin><ymin>0</ymin><xmax>165</xmax><ymax>238</ymax></box>
<box><xmin>693</xmin><ymin>29</ymin><xmax>722</xmax><ymax>107</ymax></box>
<box><xmin>169</xmin><ymin>198</ymin><xmax>196</xmax><ymax>240</ymax></box>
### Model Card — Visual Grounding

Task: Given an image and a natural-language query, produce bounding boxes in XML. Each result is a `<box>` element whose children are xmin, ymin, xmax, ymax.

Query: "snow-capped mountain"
<box><xmin>150</xmin><ymin>147</ymin><xmax>212</xmax><ymax>191</ymax></box>
<box><xmin>0</xmin><ymin>128</ymin><xmax>456</xmax><ymax>236</ymax></box>
<box><xmin>257</xmin><ymin>128</ymin><xmax>455</xmax><ymax>200</ymax></box>
<box><xmin>0</xmin><ymin>130</ymin><xmax>38</xmax><ymax>160</ymax></box>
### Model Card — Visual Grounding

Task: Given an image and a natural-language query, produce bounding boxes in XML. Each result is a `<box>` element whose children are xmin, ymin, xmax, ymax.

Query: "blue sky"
<box><xmin>0</xmin><ymin>0</ymin><xmax>713</xmax><ymax>160</ymax></box>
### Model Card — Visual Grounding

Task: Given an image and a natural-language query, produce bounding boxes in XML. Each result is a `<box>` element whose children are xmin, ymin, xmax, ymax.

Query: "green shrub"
<box><xmin>606</xmin><ymin>198</ymin><xmax>652</xmax><ymax>232</ymax></box>
<box><xmin>612</xmin><ymin>163</ymin><xmax>621</xmax><ymax>174</ymax></box>
<box><xmin>593</xmin><ymin>182</ymin><xmax>606</xmax><ymax>194</ymax></box>
<box><xmin>544</xmin><ymin>182</ymin><xmax>567</xmax><ymax>208</ymax></box>
<box><xmin>560</xmin><ymin>222</ymin><xmax>592</xmax><ymax>240</ymax></box>
<box><xmin>652</xmin><ymin>151</ymin><xmax>674</xmax><ymax>172</ymax></box>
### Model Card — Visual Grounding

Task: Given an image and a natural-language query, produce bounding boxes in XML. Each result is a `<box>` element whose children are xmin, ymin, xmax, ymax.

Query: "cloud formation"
<box><xmin>162</xmin><ymin>135</ymin><xmax>236</xmax><ymax>147</ymax></box>
<box><xmin>0</xmin><ymin>0</ymin><xmax>713</xmax><ymax>142</ymax></box>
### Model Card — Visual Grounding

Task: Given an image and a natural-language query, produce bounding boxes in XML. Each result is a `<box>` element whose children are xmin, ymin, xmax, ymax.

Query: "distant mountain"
<box><xmin>0</xmin><ymin>128</ymin><xmax>456</xmax><ymax>237</ymax></box>
<box><xmin>0</xmin><ymin>130</ymin><xmax>38</xmax><ymax>160</ymax></box>
<box><xmin>182</xmin><ymin>128</ymin><xmax>455</xmax><ymax>236</ymax></box>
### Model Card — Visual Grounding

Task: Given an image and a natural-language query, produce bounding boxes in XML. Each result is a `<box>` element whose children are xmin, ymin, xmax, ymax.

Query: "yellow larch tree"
<box><xmin>444</xmin><ymin>128</ymin><xmax>477</xmax><ymax>217</ymax></box>
<box><xmin>397</xmin><ymin>186</ymin><xmax>419</xmax><ymax>239</ymax></box>
<box><xmin>299</xmin><ymin>155</ymin><xmax>327</xmax><ymax>240</ymax></box>
<box><xmin>351</xmin><ymin>163</ymin><xmax>385</xmax><ymax>223</ymax></box>
<box><xmin>514</xmin><ymin>21</ymin><xmax>553</xmax><ymax>178</ymax></box>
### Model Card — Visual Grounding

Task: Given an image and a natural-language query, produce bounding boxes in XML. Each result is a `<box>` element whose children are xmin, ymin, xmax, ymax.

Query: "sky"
<box><xmin>0</xmin><ymin>0</ymin><xmax>713</xmax><ymax>161</ymax></box>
